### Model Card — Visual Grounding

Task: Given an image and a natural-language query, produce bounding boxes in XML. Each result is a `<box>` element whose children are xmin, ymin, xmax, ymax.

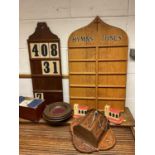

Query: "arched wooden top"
<box><xmin>68</xmin><ymin>16</ymin><xmax>128</xmax><ymax>47</ymax></box>
<box><xmin>68</xmin><ymin>16</ymin><xmax>128</xmax><ymax>111</ymax></box>
<box><xmin>28</xmin><ymin>22</ymin><xmax>59</xmax><ymax>42</ymax></box>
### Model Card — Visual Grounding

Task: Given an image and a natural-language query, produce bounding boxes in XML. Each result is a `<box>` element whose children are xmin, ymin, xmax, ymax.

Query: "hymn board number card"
<box><xmin>28</xmin><ymin>22</ymin><xmax>63</xmax><ymax>104</ymax></box>
<box><xmin>30</xmin><ymin>43</ymin><xmax>60</xmax><ymax>75</ymax></box>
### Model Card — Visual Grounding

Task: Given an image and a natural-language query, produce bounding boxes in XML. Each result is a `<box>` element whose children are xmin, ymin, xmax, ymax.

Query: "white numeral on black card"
<box><xmin>40</xmin><ymin>43</ymin><xmax>49</xmax><ymax>58</ymax></box>
<box><xmin>41</xmin><ymin>61</ymin><xmax>60</xmax><ymax>75</ymax></box>
<box><xmin>30</xmin><ymin>42</ymin><xmax>59</xmax><ymax>58</ymax></box>
<box><xmin>43</xmin><ymin>61</ymin><xmax>50</xmax><ymax>73</ymax></box>
<box><xmin>49</xmin><ymin>43</ymin><xmax>59</xmax><ymax>58</ymax></box>
<box><xmin>30</xmin><ymin>43</ymin><xmax>40</xmax><ymax>58</ymax></box>
<box><xmin>34</xmin><ymin>93</ymin><xmax>44</xmax><ymax>99</ymax></box>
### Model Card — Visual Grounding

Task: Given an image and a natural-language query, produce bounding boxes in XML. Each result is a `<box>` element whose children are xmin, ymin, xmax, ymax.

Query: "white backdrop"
<box><xmin>19</xmin><ymin>0</ymin><xmax>135</xmax><ymax>118</ymax></box>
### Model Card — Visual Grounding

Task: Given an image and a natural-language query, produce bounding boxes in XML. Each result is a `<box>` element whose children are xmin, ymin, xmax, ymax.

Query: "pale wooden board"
<box><xmin>68</xmin><ymin>17</ymin><xmax>128</xmax><ymax>111</ymax></box>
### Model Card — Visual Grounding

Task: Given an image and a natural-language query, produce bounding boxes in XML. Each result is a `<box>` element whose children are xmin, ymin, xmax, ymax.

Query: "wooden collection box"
<box><xmin>19</xmin><ymin>96</ymin><xmax>46</xmax><ymax>121</ymax></box>
<box><xmin>73</xmin><ymin>110</ymin><xmax>109</xmax><ymax>147</ymax></box>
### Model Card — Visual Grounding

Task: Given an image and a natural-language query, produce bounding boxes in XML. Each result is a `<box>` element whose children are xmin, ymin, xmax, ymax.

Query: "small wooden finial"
<box><xmin>94</xmin><ymin>16</ymin><xmax>101</xmax><ymax>23</ymax></box>
<box><xmin>28</xmin><ymin>22</ymin><xmax>58</xmax><ymax>41</ymax></box>
<box><xmin>93</xmin><ymin>16</ymin><xmax>101</xmax><ymax>31</ymax></box>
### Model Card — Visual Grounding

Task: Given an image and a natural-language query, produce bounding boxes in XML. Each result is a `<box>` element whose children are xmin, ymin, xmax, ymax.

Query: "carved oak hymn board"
<box><xmin>27</xmin><ymin>22</ymin><xmax>63</xmax><ymax>105</ymax></box>
<box><xmin>68</xmin><ymin>17</ymin><xmax>128</xmax><ymax>112</ymax></box>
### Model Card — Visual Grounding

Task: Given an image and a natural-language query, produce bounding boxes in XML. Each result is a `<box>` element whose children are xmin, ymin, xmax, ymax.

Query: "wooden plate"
<box><xmin>43</xmin><ymin>102</ymin><xmax>71</xmax><ymax>118</ymax></box>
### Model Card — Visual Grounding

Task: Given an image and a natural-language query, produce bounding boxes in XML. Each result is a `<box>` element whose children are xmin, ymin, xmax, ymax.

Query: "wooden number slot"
<box><xmin>98</xmin><ymin>47</ymin><xmax>128</xmax><ymax>60</ymax></box>
<box><xmin>70</xmin><ymin>75</ymin><xmax>96</xmax><ymax>86</ymax></box>
<box><xmin>34</xmin><ymin>93</ymin><xmax>44</xmax><ymax>99</ymax></box>
<box><xmin>30</xmin><ymin>43</ymin><xmax>40</xmax><ymax>58</ymax></box>
<box><xmin>69</xmin><ymin>62</ymin><xmax>96</xmax><ymax>73</ymax></box>
<box><xmin>41</xmin><ymin>61</ymin><xmax>60</xmax><ymax>75</ymax></box>
<box><xmin>98</xmin><ymin>75</ymin><xmax>126</xmax><ymax>86</ymax></box>
<box><xmin>98</xmin><ymin>88</ymin><xmax>126</xmax><ymax>99</ymax></box>
<box><xmin>98</xmin><ymin>61</ymin><xmax>127</xmax><ymax>74</ymax></box>
<box><xmin>49</xmin><ymin>42</ymin><xmax>59</xmax><ymax>58</ymax></box>
<box><xmin>69</xmin><ymin>48</ymin><xmax>96</xmax><ymax>60</ymax></box>
<box><xmin>70</xmin><ymin>87</ymin><xmax>96</xmax><ymax>98</ymax></box>
<box><xmin>40</xmin><ymin>43</ymin><xmax>49</xmax><ymax>58</ymax></box>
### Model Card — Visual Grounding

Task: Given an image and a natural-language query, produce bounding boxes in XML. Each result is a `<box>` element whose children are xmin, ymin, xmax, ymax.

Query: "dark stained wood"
<box><xmin>28</xmin><ymin>22</ymin><xmax>59</xmax><ymax>42</ymax></box>
<box><xmin>19</xmin><ymin>123</ymin><xmax>135</xmax><ymax>155</ymax></box>
<box><xmin>32</xmin><ymin>77</ymin><xmax>62</xmax><ymax>90</ymax></box>
<box><xmin>73</xmin><ymin>110</ymin><xmax>110</xmax><ymax>148</ymax></box>
<box><xmin>19</xmin><ymin>74</ymin><xmax>69</xmax><ymax>79</ymax></box>
<box><xmin>33</xmin><ymin>91</ymin><xmax>63</xmax><ymax>105</ymax></box>
<box><xmin>27</xmin><ymin>22</ymin><xmax>63</xmax><ymax>104</ymax></box>
<box><xmin>31</xmin><ymin>60</ymin><xmax>43</xmax><ymax>75</ymax></box>
<box><xmin>19</xmin><ymin>74</ymin><xmax>32</xmax><ymax>78</ymax></box>
<box><xmin>19</xmin><ymin>97</ymin><xmax>46</xmax><ymax>122</ymax></box>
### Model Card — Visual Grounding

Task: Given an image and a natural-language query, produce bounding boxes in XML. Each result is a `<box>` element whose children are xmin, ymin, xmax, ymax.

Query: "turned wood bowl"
<box><xmin>43</xmin><ymin>102</ymin><xmax>72</xmax><ymax>125</ymax></box>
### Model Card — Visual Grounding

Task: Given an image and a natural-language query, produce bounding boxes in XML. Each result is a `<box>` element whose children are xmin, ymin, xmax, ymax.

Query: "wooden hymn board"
<box><xmin>27</xmin><ymin>22</ymin><xmax>63</xmax><ymax>105</ymax></box>
<box><xmin>68</xmin><ymin>17</ymin><xmax>128</xmax><ymax>112</ymax></box>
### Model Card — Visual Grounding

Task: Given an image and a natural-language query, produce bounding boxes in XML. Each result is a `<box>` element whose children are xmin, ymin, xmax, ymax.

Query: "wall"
<box><xmin>19</xmin><ymin>0</ymin><xmax>135</xmax><ymax>118</ymax></box>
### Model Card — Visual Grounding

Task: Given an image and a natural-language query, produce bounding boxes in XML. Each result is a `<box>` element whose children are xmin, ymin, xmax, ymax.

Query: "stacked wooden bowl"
<box><xmin>43</xmin><ymin>102</ymin><xmax>72</xmax><ymax>125</ymax></box>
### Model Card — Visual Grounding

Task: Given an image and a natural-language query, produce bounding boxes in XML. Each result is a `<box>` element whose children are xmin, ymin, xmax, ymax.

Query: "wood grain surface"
<box><xmin>20</xmin><ymin>123</ymin><xmax>135</xmax><ymax>155</ymax></box>
<box><xmin>68</xmin><ymin>16</ymin><xmax>128</xmax><ymax>112</ymax></box>
<box><xmin>27</xmin><ymin>22</ymin><xmax>63</xmax><ymax>104</ymax></box>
